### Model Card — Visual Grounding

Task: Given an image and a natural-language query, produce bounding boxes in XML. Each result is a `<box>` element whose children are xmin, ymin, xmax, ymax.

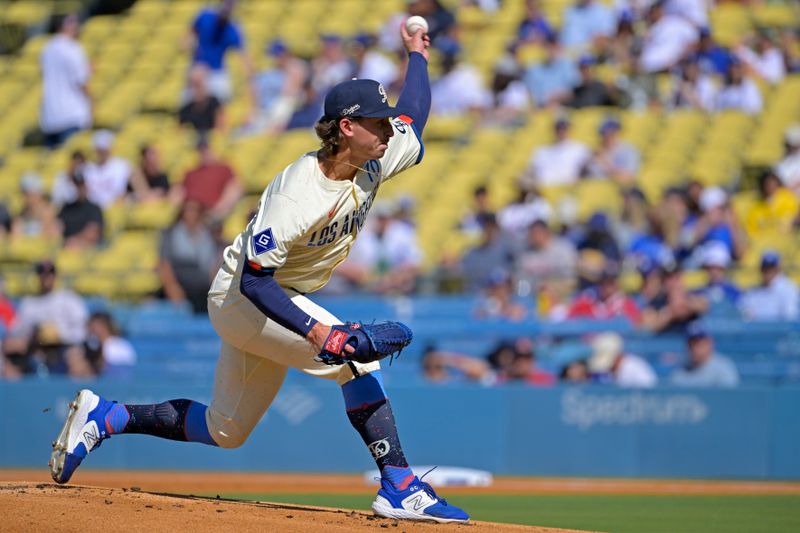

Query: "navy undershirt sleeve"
<box><xmin>240</xmin><ymin>261</ymin><xmax>318</xmax><ymax>337</ymax></box>
<box><xmin>396</xmin><ymin>51</ymin><xmax>431</xmax><ymax>133</ymax></box>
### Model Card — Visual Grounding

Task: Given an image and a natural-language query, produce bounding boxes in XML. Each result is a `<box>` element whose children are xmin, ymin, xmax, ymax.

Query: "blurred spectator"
<box><xmin>664</xmin><ymin>0</ymin><xmax>709</xmax><ymax>29</ymax></box>
<box><xmin>2</xmin><ymin>261</ymin><xmax>88</xmax><ymax>377</ymax></box>
<box><xmin>575</xmin><ymin>213</ymin><xmax>622</xmax><ymax>262</ymax></box>
<box><xmin>560</xmin><ymin>359</ymin><xmax>590</xmax><ymax>384</ymax></box>
<box><xmin>128</xmin><ymin>145</ymin><xmax>171</xmax><ymax>202</ymax></box>
<box><xmin>244</xmin><ymin>40</ymin><xmax>309</xmax><ymax>135</ymax></box>
<box><xmin>739</xmin><ymin>251</ymin><xmax>799</xmax><ymax>322</ymax></box>
<box><xmin>11</xmin><ymin>174</ymin><xmax>60</xmax><ymax>240</ymax></box>
<box><xmin>683</xmin><ymin>186</ymin><xmax>745</xmax><ymax>264</ymax></box>
<box><xmin>635</xmin><ymin>257</ymin><xmax>664</xmax><ymax>309</ymax></box>
<box><xmin>778</xmin><ymin>28</ymin><xmax>800</xmax><ymax>73</ymax></box>
<box><xmin>459</xmin><ymin>185</ymin><xmax>492</xmax><ymax>239</ymax></box>
<box><xmin>179</xmin><ymin>65</ymin><xmax>225</xmax><ymax>135</ymax></box>
<box><xmin>566</xmin><ymin>56</ymin><xmax>624</xmax><ymax>109</ymax></box>
<box><xmin>158</xmin><ymin>200</ymin><xmax>219</xmax><ymax>314</ymax></box>
<box><xmin>714</xmin><ymin>60</ymin><xmax>763</xmax><ymax>115</ymax></box>
<box><xmin>586</xmin><ymin>118</ymin><xmax>640</xmax><ymax>186</ymax></box>
<box><xmin>652</xmin><ymin>187</ymin><xmax>691</xmax><ymax>255</ymax></box>
<box><xmin>497</xmin><ymin>186</ymin><xmax>552</xmax><ymax>239</ymax></box>
<box><xmin>173</xmin><ymin>138</ymin><xmax>243</xmax><ymax>221</ymax></box>
<box><xmin>57</xmin><ymin>171</ymin><xmax>103</xmax><ymax>250</ymax></box>
<box><xmin>83</xmin><ymin>130</ymin><xmax>133</xmax><ymax>209</ymax></box>
<box><xmin>487</xmin><ymin>338</ymin><xmax>554</xmax><ymax>386</ymax></box>
<box><xmin>671</xmin><ymin>56</ymin><xmax>716</xmax><ymax>111</ymax></box>
<box><xmin>628</xmin><ymin>214</ymin><xmax>674</xmax><ymax>273</ymax></box>
<box><xmin>614</xmin><ymin>188</ymin><xmax>650</xmax><ymax>252</ymax></box>
<box><xmin>311</xmin><ymin>35</ymin><xmax>354</xmax><ymax>94</ymax></box>
<box><xmin>734</xmin><ymin>32</ymin><xmax>786</xmax><ymax>85</ymax></box>
<box><xmin>431</xmin><ymin>48</ymin><xmax>492</xmax><ymax>115</ymax></box>
<box><xmin>588</xmin><ymin>332</ymin><xmax>657</xmax><ymax>388</ymax></box>
<box><xmin>460</xmin><ymin>213</ymin><xmax>518</xmax><ymax>291</ymax></box>
<box><xmin>408</xmin><ymin>0</ymin><xmax>455</xmax><ymax>44</ymax></box>
<box><xmin>51</xmin><ymin>150</ymin><xmax>86</xmax><ymax>208</ymax></box>
<box><xmin>694</xmin><ymin>242</ymin><xmax>741</xmax><ymax>307</ymax></box>
<box><xmin>642</xmin><ymin>263</ymin><xmax>708</xmax><ymax>333</ymax></box>
<box><xmin>524</xmin><ymin>118</ymin><xmax>591</xmax><ymax>187</ymax></box>
<box><xmin>381</xmin><ymin>0</ymin><xmax>454</xmax><ymax>53</ymax></box>
<box><xmin>474</xmin><ymin>268</ymin><xmax>527</xmax><ymax>321</ymax></box>
<box><xmin>338</xmin><ymin>202</ymin><xmax>422</xmax><ymax>294</ymax></box>
<box><xmin>504</xmin><ymin>338</ymin><xmax>555</xmax><ymax>385</ymax></box>
<box><xmin>244</xmin><ymin>39</ymin><xmax>310</xmax><ymax>133</ymax></box>
<box><xmin>515</xmin><ymin>219</ymin><xmax>578</xmax><ymax>290</ymax></box>
<box><xmin>638</xmin><ymin>1</ymin><xmax>698</xmax><ymax>74</ymax></box>
<box><xmin>187</xmin><ymin>0</ymin><xmax>253</xmax><ymax>103</ymax></box>
<box><xmin>82</xmin><ymin>311</ymin><xmax>137</xmax><ymax>378</ymax></box>
<box><xmin>695</xmin><ymin>28</ymin><xmax>734</xmax><ymax>77</ymax></box>
<box><xmin>486</xmin><ymin>54</ymin><xmax>531</xmax><ymax>125</ymax></box>
<box><xmin>560</xmin><ymin>0</ymin><xmax>615</xmax><ymax>54</ymax></box>
<box><xmin>39</xmin><ymin>13</ymin><xmax>91</xmax><ymax>149</ymax></box>
<box><xmin>774</xmin><ymin>124</ymin><xmax>800</xmax><ymax>192</ymax></box>
<box><xmin>351</xmin><ymin>34</ymin><xmax>399</xmax><ymax>89</ymax></box>
<box><xmin>421</xmin><ymin>348</ymin><xmax>491</xmax><ymax>385</ymax></box>
<box><xmin>670</xmin><ymin>322</ymin><xmax>740</xmax><ymax>387</ymax></box>
<box><xmin>524</xmin><ymin>37</ymin><xmax>579</xmax><ymax>108</ymax></box>
<box><xmin>567</xmin><ymin>264</ymin><xmax>641</xmax><ymax>323</ymax></box>
<box><xmin>605</xmin><ymin>10</ymin><xmax>640</xmax><ymax>72</ymax></box>
<box><xmin>744</xmin><ymin>170</ymin><xmax>799</xmax><ymax>240</ymax></box>
<box><xmin>0</xmin><ymin>201</ymin><xmax>11</xmax><ymax>238</ymax></box>
<box><xmin>0</xmin><ymin>275</ymin><xmax>15</xmax><ymax>329</ymax></box>
<box><xmin>517</xmin><ymin>0</ymin><xmax>554</xmax><ymax>45</ymax></box>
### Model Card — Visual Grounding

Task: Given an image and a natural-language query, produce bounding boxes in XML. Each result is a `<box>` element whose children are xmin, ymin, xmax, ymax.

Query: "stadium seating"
<box><xmin>0</xmin><ymin>0</ymin><xmax>798</xmax><ymax>295</ymax></box>
<box><xmin>104</xmin><ymin>297</ymin><xmax>800</xmax><ymax>386</ymax></box>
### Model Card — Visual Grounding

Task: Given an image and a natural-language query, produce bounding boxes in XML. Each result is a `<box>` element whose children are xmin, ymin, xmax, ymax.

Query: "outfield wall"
<box><xmin>2</xmin><ymin>378</ymin><xmax>799</xmax><ymax>479</ymax></box>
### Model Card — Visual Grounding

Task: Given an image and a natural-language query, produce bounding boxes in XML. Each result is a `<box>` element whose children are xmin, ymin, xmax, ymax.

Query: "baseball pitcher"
<box><xmin>49</xmin><ymin>24</ymin><xmax>468</xmax><ymax>523</ymax></box>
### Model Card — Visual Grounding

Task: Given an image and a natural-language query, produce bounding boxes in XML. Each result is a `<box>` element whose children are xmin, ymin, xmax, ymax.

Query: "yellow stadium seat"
<box><xmin>575</xmin><ymin>179</ymin><xmax>623</xmax><ymax>221</ymax></box>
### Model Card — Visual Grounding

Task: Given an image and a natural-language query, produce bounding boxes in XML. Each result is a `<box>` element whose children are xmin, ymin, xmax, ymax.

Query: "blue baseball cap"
<box><xmin>323</xmin><ymin>79</ymin><xmax>396</xmax><ymax>120</ymax></box>
<box><xmin>686</xmin><ymin>321</ymin><xmax>710</xmax><ymax>342</ymax></box>
<box><xmin>761</xmin><ymin>250</ymin><xmax>781</xmax><ymax>269</ymax></box>
<box><xmin>599</xmin><ymin>117</ymin><xmax>621</xmax><ymax>135</ymax></box>
<box><xmin>266</xmin><ymin>39</ymin><xmax>288</xmax><ymax>57</ymax></box>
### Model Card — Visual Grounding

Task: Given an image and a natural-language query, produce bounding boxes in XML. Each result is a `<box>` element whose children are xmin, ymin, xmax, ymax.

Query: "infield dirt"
<box><xmin>0</xmin><ymin>482</ymin><xmax>588</xmax><ymax>533</ymax></box>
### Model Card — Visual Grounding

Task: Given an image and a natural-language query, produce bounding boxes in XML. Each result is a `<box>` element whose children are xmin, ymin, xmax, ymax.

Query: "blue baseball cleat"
<box><xmin>372</xmin><ymin>476</ymin><xmax>469</xmax><ymax>523</ymax></box>
<box><xmin>49</xmin><ymin>389</ymin><xmax>116</xmax><ymax>484</ymax></box>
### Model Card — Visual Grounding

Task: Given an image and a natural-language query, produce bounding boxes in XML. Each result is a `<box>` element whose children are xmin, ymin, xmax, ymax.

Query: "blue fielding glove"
<box><xmin>317</xmin><ymin>322</ymin><xmax>413</xmax><ymax>366</ymax></box>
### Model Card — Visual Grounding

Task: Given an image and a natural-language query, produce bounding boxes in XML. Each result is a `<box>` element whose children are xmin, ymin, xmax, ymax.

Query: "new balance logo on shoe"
<box><xmin>405</xmin><ymin>493</ymin><xmax>431</xmax><ymax>511</ymax></box>
<box><xmin>80</xmin><ymin>421</ymin><xmax>100</xmax><ymax>450</ymax></box>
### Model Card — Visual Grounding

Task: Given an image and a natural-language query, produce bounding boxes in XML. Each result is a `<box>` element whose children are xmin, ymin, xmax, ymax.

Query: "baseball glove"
<box><xmin>317</xmin><ymin>321</ymin><xmax>413</xmax><ymax>366</ymax></box>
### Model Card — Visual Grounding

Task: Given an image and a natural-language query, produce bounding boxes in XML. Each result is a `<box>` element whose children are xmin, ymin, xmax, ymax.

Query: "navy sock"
<box><xmin>108</xmin><ymin>399</ymin><xmax>217</xmax><ymax>446</ymax></box>
<box><xmin>342</xmin><ymin>372</ymin><xmax>412</xmax><ymax>488</ymax></box>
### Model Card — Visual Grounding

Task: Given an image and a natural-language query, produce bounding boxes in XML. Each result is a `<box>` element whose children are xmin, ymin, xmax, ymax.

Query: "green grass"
<box><xmin>221</xmin><ymin>493</ymin><xmax>800</xmax><ymax>533</ymax></box>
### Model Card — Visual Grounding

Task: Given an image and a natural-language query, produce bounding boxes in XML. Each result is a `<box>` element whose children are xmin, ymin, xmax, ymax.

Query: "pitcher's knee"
<box><xmin>210</xmin><ymin>430</ymin><xmax>247</xmax><ymax>449</ymax></box>
<box><xmin>206</xmin><ymin>409</ymin><xmax>251</xmax><ymax>449</ymax></box>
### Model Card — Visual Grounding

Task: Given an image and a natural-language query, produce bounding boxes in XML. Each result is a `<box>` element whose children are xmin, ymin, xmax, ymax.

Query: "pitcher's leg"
<box><xmin>205</xmin><ymin>342</ymin><xmax>288</xmax><ymax>448</ymax></box>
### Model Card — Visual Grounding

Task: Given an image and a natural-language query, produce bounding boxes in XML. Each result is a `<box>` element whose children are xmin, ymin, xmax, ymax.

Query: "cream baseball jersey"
<box><xmin>219</xmin><ymin>116</ymin><xmax>422</xmax><ymax>294</ymax></box>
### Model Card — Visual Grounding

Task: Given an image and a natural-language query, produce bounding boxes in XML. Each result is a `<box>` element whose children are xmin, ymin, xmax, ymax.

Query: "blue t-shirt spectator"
<box><xmin>694</xmin><ymin>281</ymin><xmax>741</xmax><ymax>306</ymax></box>
<box><xmin>559</xmin><ymin>1</ymin><xmax>615</xmax><ymax>52</ymax></box>
<box><xmin>524</xmin><ymin>55</ymin><xmax>579</xmax><ymax>107</ymax></box>
<box><xmin>192</xmin><ymin>9</ymin><xmax>244</xmax><ymax>71</ymax></box>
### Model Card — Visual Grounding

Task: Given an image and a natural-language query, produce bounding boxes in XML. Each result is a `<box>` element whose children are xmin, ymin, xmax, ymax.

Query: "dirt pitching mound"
<box><xmin>0</xmin><ymin>482</ymin><xmax>588</xmax><ymax>533</ymax></box>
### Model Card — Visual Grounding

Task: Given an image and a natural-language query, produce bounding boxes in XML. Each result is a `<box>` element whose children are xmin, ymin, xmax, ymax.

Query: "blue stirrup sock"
<box><xmin>105</xmin><ymin>400</ymin><xmax>218</xmax><ymax>446</ymax></box>
<box><xmin>342</xmin><ymin>371</ymin><xmax>414</xmax><ymax>488</ymax></box>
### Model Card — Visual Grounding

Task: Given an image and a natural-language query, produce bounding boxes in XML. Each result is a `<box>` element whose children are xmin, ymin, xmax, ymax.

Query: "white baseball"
<box><xmin>405</xmin><ymin>15</ymin><xmax>429</xmax><ymax>35</ymax></box>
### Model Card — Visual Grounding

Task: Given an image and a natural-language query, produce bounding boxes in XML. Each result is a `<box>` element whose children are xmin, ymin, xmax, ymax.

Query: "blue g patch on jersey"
<box><xmin>252</xmin><ymin>227</ymin><xmax>277</xmax><ymax>255</ymax></box>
